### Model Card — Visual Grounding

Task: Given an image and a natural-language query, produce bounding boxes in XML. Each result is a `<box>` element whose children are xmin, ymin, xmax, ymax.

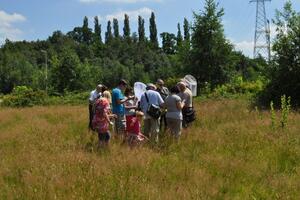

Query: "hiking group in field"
<box><xmin>88</xmin><ymin>78</ymin><xmax>196</xmax><ymax>148</ymax></box>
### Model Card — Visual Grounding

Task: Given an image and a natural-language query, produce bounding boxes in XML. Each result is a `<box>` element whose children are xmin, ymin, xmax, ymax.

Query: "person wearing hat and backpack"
<box><xmin>140</xmin><ymin>83</ymin><xmax>164</xmax><ymax>142</ymax></box>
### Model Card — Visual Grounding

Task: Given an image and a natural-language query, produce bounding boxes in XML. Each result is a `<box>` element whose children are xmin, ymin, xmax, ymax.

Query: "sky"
<box><xmin>0</xmin><ymin>0</ymin><xmax>299</xmax><ymax>57</ymax></box>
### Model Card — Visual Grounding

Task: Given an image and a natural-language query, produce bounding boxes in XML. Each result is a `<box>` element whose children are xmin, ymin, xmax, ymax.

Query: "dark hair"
<box><xmin>119</xmin><ymin>79</ymin><xmax>128</xmax><ymax>86</ymax></box>
<box><xmin>170</xmin><ymin>86</ymin><xmax>179</xmax><ymax>94</ymax></box>
<box><xmin>102</xmin><ymin>85</ymin><xmax>108</xmax><ymax>92</ymax></box>
<box><xmin>124</xmin><ymin>87</ymin><xmax>133</xmax><ymax>96</ymax></box>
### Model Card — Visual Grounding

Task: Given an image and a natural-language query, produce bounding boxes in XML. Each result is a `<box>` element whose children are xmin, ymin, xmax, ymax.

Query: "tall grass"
<box><xmin>0</xmin><ymin>98</ymin><xmax>300</xmax><ymax>199</ymax></box>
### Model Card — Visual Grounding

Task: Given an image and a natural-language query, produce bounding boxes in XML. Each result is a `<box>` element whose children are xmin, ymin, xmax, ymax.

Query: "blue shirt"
<box><xmin>112</xmin><ymin>88</ymin><xmax>125</xmax><ymax>114</ymax></box>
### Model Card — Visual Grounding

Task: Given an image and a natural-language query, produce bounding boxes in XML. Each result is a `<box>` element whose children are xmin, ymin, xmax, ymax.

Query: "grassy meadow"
<box><xmin>0</xmin><ymin>98</ymin><xmax>300</xmax><ymax>199</ymax></box>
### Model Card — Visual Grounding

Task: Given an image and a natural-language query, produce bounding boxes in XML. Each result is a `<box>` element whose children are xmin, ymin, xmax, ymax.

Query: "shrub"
<box><xmin>2</xmin><ymin>86</ymin><xmax>48</xmax><ymax>107</ymax></box>
<box><xmin>47</xmin><ymin>91</ymin><xmax>90</xmax><ymax>105</ymax></box>
<box><xmin>210</xmin><ymin>76</ymin><xmax>265</xmax><ymax>98</ymax></box>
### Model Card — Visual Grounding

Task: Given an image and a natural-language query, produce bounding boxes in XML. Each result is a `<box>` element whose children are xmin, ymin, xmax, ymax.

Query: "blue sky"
<box><xmin>0</xmin><ymin>0</ymin><xmax>299</xmax><ymax>57</ymax></box>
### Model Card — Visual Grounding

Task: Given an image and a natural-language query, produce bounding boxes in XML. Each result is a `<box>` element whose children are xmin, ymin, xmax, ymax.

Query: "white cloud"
<box><xmin>0</xmin><ymin>10</ymin><xmax>26</xmax><ymax>43</ymax></box>
<box><xmin>233</xmin><ymin>40</ymin><xmax>254</xmax><ymax>57</ymax></box>
<box><xmin>79</xmin><ymin>0</ymin><xmax>162</xmax><ymax>4</ymax></box>
<box><xmin>100</xmin><ymin>7</ymin><xmax>153</xmax><ymax>22</ymax></box>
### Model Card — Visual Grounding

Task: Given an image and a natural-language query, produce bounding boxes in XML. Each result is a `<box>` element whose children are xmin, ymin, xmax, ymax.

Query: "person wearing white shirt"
<box><xmin>140</xmin><ymin>83</ymin><xmax>164</xmax><ymax>142</ymax></box>
<box><xmin>89</xmin><ymin>84</ymin><xmax>103</xmax><ymax>130</ymax></box>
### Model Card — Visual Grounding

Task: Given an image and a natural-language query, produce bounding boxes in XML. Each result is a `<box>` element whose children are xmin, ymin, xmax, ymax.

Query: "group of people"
<box><xmin>88</xmin><ymin>79</ymin><xmax>195</xmax><ymax>147</ymax></box>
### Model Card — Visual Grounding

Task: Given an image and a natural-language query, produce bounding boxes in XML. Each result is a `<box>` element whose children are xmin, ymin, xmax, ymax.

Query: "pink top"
<box><xmin>92</xmin><ymin>98</ymin><xmax>110</xmax><ymax>133</ymax></box>
<box><xmin>126</xmin><ymin>115</ymin><xmax>141</xmax><ymax>135</ymax></box>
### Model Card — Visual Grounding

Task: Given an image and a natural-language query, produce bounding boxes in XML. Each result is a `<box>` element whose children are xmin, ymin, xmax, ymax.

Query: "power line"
<box><xmin>250</xmin><ymin>0</ymin><xmax>271</xmax><ymax>61</ymax></box>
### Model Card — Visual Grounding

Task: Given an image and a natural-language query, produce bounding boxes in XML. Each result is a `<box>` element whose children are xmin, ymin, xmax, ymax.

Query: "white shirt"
<box><xmin>140</xmin><ymin>90</ymin><xmax>164</xmax><ymax>119</ymax></box>
<box><xmin>89</xmin><ymin>90</ymin><xmax>101</xmax><ymax>103</ymax></box>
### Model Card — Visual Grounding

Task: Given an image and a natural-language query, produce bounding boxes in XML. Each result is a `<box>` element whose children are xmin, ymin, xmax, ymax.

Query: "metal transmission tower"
<box><xmin>251</xmin><ymin>0</ymin><xmax>271</xmax><ymax>61</ymax></box>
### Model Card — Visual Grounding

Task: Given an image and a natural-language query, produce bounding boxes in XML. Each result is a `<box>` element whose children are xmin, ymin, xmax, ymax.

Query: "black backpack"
<box><xmin>145</xmin><ymin>92</ymin><xmax>161</xmax><ymax>119</ymax></box>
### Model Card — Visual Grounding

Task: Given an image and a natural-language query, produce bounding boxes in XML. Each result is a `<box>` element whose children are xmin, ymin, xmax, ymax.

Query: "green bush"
<box><xmin>210</xmin><ymin>76</ymin><xmax>265</xmax><ymax>98</ymax></box>
<box><xmin>47</xmin><ymin>91</ymin><xmax>90</xmax><ymax>105</ymax></box>
<box><xmin>2</xmin><ymin>86</ymin><xmax>48</xmax><ymax>107</ymax></box>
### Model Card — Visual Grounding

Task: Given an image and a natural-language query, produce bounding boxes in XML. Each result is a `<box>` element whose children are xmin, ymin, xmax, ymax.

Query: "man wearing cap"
<box><xmin>140</xmin><ymin>83</ymin><xmax>164</xmax><ymax>142</ymax></box>
<box><xmin>89</xmin><ymin>84</ymin><xmax>103</xmax><ymax>130</ymax></box>
<box><xmin>156</xmin><ymin>79</ymin><xmax>170</xmax><ymax>131</ymax></box>
<box><xmin>177</xmin><ymin>82</ymin><xmax>193</xmax><ymax>128</ymax></box>
<box><xmin>112</xmin><ymin>79</ymin><xmax>133</xmax><ymax>136</ymax></box>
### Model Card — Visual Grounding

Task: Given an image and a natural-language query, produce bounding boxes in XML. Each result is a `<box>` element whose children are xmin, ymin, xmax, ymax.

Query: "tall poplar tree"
<box><xmin>94</xmin><ymin>16</ymin><xmax>102</xmax><ymax>43</ymax></box>
<box><xmin>138</xmin><ymin>16</ymin><xmax>145</xmax><ymax>43</ymax></box>
<box><xmin>176</xmin><ymin>23</ymin><xmax>183</xmax><ymax>48</ymax></box>
<box><xmin>149</xmin><ymin>12</ymin><xmax>158</xmax><ymax>48</ymax></box>
<box><xmin>123</xmin><ymin>14</ymin><xmax>130</xmax><ymax>40</ymax></box>
<box><xmin>105</xmin><ymin>20</ymin><xmax>113</xmax><ymax>44</ymax></box>
<box><xmin>183</xmin><ymin>18</ymin><xmax>190</xmax><ymax>42</ymax></box>
<box><xmin>113</xmin><ymin>18</ymin><xmax>120</xmax><ymax>38</ymax></box>
<box><xmin>82</xmin><ymin>16</ymin><xmax>92</xmax><ymax>44</ymax></box>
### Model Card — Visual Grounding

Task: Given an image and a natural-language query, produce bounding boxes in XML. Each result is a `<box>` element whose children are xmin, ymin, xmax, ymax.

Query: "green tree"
<box><xmin>94</xmin><ymin>16</ymin><xmax>102</xmax><ymax>43</ymax></box>
<box><xmin>123</xmin><ymin>14</ymin><xmax>131</xmax><ymax>40</ymax></box>
<box><xmin>113</xmin><ymin>18</ymin><xmax>120</xmax><ymax>38</ymax></box>
<box><xmin>176</xmin><ymin>23</ymin><xmax>183</xmax><ymax>49</ymax></box>
<box><xmin>82</xmin><ymin>16</ymin><xmax>93</xmax><ymax>44</ymax></box>
<box><xmin>51</xmin><ymin>49</ymin><xmax>82</xmax><ymax>93</ymax></box>
<box><xmin>105</xmin><ymin>20</ymin><xmax>113</xmax><ymax>44</ymax></box>
<box><xmin>138</xmin><ymin>16</ymin><xmax>145</xmax><ymax>43</ymax></box>
<box><xmin>258</xmin><ymin>1</ymin><xmax>300</xmax><ymax>106</ymax></box>
<box><xmin>160</xmin><ymin>32</ymin><xmax>176</xmax><ymax>54</ymax></box>
<box><xmin>190</xmin><ymin>0</ymin><xmax>233</xmax><ymax>89</ymax></box>
<box><xmin>183</xmin><ymin>18</ymin><xmax>190</xmax><ymax>42</ymax></box>
<box><xmin>149</xmin><ymin>12</ymin><xmax>158</xmax><ymax>48</ymax></box>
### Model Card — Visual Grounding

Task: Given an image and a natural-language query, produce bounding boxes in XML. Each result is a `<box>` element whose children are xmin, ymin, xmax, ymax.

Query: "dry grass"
<box><xmin>0</xmin><ymin>98</ymin><xmax>300</xmax><ymax>199</ymax></box>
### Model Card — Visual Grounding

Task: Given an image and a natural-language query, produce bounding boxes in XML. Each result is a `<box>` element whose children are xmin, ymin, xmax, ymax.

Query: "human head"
<box><xmin>102</xmin><ymin>91</ymin><xmax>111</xmax><ymax>103</ymax></box>
<box><xmin>170</xmin><ymin>86</ymin><xmax>180</xmax><ymax>94</ymax></box>
<box><xmin>136</xmin><ymin>111</ymin><xmax>144</xmax><ymax>121</ymax></box>
<box><xmin>146</xmin><ymin>83</ymin><xmax>157</xmax><ymax>91</ymax></box>
<box><xmin>118</xmin><ymin>79</ymin><xmax>128</xmax><ymax>91</ymax></box>
<box><xmin>156</xmin><ymin>79</ymin><xmax>164</xmax><ymax>89</ymax></box>
<box><xmin>124</xmin><ymin>87</ymin><xmax>134</xmax><ymax>97</ymax></box>
<box><xmin>96</xmin><ymin>84</ymin><xmax>103</xmax><ymax>93</ymax></box>
<box><xmin>177</xmin><ymin>82</ymin><xmax>186</xmax><ymax>92</ymax></box>
<box><xmin>102</xmin><ymin>85</ymin><xmax>108</xmax><ymax>93</ymax></box>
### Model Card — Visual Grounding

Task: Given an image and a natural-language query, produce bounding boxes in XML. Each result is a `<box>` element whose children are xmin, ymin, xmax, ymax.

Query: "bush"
<box><xmin>47</xmin><ymin>91</ymin><xmax>90</xmax><ymax>105</ymax></box>
<box><xmin>2</xmin><ymin>86</ymin><xmax>48</xmax><ymax>107</ymax></box>
<box><xmin>210</xmin><ymin>76</ymin><xmax>265</xmax><ymax>98</ymax></box>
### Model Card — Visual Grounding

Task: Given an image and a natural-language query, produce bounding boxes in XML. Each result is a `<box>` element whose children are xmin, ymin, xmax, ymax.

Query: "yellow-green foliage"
<box><xmin>212</xmin><ymin>76</ymin><xmax>265</xmax><ymax>98</ymax></box>
<box><xmin>1</xmin><ymin>99</ymin><xmax>300</xmax><ymax>199</ymax></box>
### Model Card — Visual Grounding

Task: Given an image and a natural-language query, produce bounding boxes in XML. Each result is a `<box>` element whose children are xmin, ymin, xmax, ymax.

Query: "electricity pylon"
<box><xmin>250</xmin><ymin>0</ymin><xmax>271</xmax><ymax>61</ymax></box>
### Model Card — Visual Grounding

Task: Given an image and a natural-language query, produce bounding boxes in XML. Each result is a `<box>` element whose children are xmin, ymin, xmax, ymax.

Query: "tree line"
<box><xmin>2</xmin><ymin>0</ymin><xmax>299</xmax><ymax>107</ymax></box>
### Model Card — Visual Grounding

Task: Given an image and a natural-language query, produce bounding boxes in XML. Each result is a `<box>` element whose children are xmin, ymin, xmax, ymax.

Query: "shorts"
<box><xmin>115</xmin><ymin>114</ymin><xmax>126</xmax><ymax>135</ymax></box>
<box><xmin>98</xmin><ymin>132</ymin><xmax>111</xmax><ymax>142</ymax></box>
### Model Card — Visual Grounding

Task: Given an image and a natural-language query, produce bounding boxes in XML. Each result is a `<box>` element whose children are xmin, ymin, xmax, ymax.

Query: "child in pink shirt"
<box><xmin>126</xmin><ymin>111</ymin><xmax>147</xmax><ymax>147</ymax></box>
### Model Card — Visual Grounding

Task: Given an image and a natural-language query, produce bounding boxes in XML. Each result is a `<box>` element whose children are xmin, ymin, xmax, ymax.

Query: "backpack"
<box><xmin>145</xmin><ymin>92</ymin><xmax>161</xmax><ymax>119</ymax></box>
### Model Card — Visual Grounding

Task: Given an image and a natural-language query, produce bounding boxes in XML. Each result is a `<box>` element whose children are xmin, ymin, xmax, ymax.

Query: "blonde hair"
<box><xmin>102</xmin><ymin>91</ymin><xmax>112</xmax><ymax>104</ymax></box>
<box><xmin>135</xmin><ymin>111</ymin><xmax>144</xmax><ymax>117</ymax></box>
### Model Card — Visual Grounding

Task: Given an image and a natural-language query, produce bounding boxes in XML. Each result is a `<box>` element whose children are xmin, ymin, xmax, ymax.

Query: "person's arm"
<box><xmin>158</xmin><ymin>93</ymin><xmax>165</xmax><ymax>108</ymax></box>
<box><xmin>124</xmin><ymin>100</ymin><xmax>137</xmax><ymax>109</ymax></box>
<box><xmin>116</xmin><ymin>95</ymin><xmax>134</xmax><ymax>105</ymax></box>
<box><xmin>88</xmin><ymin>92</ymin><xmax>94</xmax><ymax>104</ymax></box>
<box><xmin>176</xmin><ymin>100</ymin><xmax>185</xmax><ymax>110</ymax></box>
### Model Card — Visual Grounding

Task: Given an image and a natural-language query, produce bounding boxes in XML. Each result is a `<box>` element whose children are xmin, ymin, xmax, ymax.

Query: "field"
<box><xmin>1</xmin><ymin>98</ymin><xmax>300</xmax><ymax>199</ymax></box>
